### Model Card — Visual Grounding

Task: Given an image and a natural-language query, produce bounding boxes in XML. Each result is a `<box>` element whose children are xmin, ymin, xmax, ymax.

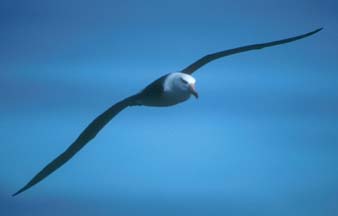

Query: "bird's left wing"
<box><xmin>181</xmin><ymin>28</ymin><xmax>322</xmax><ymax>75</ymax></box>
<box><xmin>13</xmin><ymin>94</ymin><xmax>141</xmax><ymax>196</ymax></box>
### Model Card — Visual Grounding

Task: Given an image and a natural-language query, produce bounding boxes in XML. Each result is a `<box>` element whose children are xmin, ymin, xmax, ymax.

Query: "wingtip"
<box><xmin>12</xmin><ymin>190</ymin><xmax>21</xmax><ymax>197</ymax></box>
<box><xmin>12</xmin><ymin>186</ymin><xmax>27</xmax><ymax>197</ymax></box>
<box><xmin>315</xmin><ymin>27</ymin><xmax>324</xmax><ymax>32</ymax></box>
<box><xmin>301</xmin><ymin>27</ymin><xmax>323</xmax><ymax>38</ymax></box>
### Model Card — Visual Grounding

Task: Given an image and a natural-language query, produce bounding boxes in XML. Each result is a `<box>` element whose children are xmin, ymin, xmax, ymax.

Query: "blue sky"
<box><xmin>1</xmin><ymin>0</ymin><xmax>338</xmax><ymax>215</ymax></box>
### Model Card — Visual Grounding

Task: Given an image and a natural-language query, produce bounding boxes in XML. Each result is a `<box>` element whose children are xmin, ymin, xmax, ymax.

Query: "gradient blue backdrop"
<box><xmin>1</xmin><ymin>0</ymin><xmax>338</xmax><ymax>215</ymax></box>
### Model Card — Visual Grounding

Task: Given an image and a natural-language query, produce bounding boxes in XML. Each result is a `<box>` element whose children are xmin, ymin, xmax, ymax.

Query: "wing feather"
<box><xmin>181</xmin><ymin>28</ymin><xmax>322</xmax><ymax>75</ymax></box>
<box><xmin>13</xmin><ymin>94</ymin><xmax>140</xmax><ymax>196</ymax></box>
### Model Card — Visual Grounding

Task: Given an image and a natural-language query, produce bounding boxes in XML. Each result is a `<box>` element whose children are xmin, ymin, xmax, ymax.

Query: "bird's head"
<box><xmin>174</xmin><ymin>73</ymin><xmax>198</xmax><ymax>98</ymax></box>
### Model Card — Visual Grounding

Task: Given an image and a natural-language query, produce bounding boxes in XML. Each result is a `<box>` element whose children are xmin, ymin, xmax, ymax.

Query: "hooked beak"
<box><xmin>189</xmin><ymin>83</ymin><xmax>199</xmax><ymax>99</ymax></box>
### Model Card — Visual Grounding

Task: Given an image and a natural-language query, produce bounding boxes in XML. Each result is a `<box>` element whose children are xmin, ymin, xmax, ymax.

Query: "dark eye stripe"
<box><xmin>180</xmin><ymin>77</ymin><xmax>188</xmax><ymax>84</ymax></box>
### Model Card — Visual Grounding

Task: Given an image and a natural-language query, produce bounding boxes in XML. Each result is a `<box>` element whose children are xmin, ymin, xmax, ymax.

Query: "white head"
<box><xmin>164</xmin><ymin>72</ymin><xmax>198</xmax><ymax>99</ymax></box>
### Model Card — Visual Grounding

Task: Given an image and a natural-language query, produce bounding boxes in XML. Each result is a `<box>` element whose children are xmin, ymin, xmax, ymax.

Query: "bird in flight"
<box><xmin>13</xmin><ymin>28</ymin><xmax>322</xmax><ymax>196</ymax></box>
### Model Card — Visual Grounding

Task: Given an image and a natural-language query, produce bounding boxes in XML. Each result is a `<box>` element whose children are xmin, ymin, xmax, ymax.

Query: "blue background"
<box><xmin>1</xmin><ymin>0</ymin><xmax>338</xmax><ymax>215</ymax></box>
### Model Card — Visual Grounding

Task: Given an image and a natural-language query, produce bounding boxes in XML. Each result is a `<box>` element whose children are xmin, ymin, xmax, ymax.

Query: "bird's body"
<box><xmin>139</xmin><ymin>72</ymin><xmax>197</xmax><ymax>107</ymax></box>
<box><xmin>13</xmin><ymin>28</ymin><xmax>322</xmax><ymax>196</ymax></box>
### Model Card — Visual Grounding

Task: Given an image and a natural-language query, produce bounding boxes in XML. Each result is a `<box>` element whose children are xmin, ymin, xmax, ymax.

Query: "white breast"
<box><xmin>139</xmin><ymin>72</ymin><xmax>195</xmax><ymax>107</ymax></box>
<box><xmin>162</xmin><ymin>72</ymin><xmax>194</xmax><ymax>106</ymax></box>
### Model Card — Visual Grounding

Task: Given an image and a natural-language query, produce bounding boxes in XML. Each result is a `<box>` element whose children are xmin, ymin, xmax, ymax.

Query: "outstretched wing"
<box><xmin>181</xmin><ymin>28</ymin><xmax>322</xmax><ymax>75</ymax></box>
<box><xmin>13</xmin><ymin>94</ymin><xmax>140</xmax><ymax>196</ymax></box>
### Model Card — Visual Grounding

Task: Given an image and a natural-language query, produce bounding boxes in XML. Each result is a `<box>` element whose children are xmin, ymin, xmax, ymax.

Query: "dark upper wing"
<box><xmin>181</xmin><ymin>28</ymin><xmax>322</xmax><ymax>75</ymax></box>
<box><xmin>13</xmin><ymin>94</ymin><xmax>140</xmax><ymax>196</ymax></box>
<box><xmin>139</xmin><ymin>73</ymin><xmax>168</xmax><ymax>98</ymax></box>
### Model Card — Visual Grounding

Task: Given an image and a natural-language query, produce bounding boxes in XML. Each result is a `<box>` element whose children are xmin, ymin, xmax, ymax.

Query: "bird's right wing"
<box><xmin>13</xmin><ymin>94</ymin><xmax>140</xmax><ymax>196</ymax></box>
<box><xmin>181</xmin><ymin>28</ymin><xmax>323</xmax><ymax>75</ymax></box>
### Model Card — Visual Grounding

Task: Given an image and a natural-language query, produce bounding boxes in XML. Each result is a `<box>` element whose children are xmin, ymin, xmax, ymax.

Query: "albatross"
<box><xmin>13</xmin><ymin>28</ymin><xmax>322</xmax><ymax>196</ymax></box>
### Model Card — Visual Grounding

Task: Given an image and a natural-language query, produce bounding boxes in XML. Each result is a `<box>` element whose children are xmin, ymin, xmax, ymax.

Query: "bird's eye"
<box><xmin>180</xmin><ymin>77</ymin><xmax>188</xmax><ymax>84</ymax></box>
